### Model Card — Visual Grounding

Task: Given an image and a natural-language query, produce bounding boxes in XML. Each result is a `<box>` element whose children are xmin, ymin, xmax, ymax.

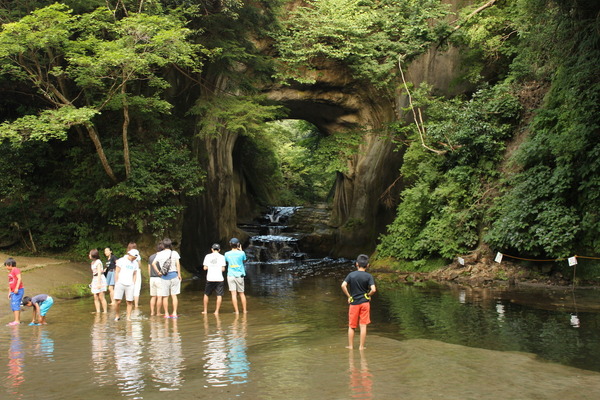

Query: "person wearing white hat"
<box><xmin>114</xmin><ymin>248</ymin><xmax>140</xmax><ymax>321</ymax></box>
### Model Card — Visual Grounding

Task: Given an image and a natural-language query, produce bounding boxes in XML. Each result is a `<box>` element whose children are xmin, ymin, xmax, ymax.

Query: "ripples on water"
<box><xmin>3</xmin><ymin>261</ymin><xmax>600</xmax><ymax>399</ymax></box>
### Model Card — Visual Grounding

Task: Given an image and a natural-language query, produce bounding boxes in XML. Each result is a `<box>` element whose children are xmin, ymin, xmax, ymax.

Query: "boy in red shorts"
<box><xmin>341</xmin><ymin>254</ymin><xmax>376</xmax><ymax>350</ymax></box>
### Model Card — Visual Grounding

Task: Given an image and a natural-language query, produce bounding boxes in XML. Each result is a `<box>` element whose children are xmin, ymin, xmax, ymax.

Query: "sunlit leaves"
<box><xmin>273</xmin><ymin>0</ymin><xmax>450</xmax><ymax>87</ymax></box>
<box><xmin>0</xmin><ymin>106</ymin><xmax>98</xmax><ymax>143</ymax></box>
<box><xmin>191</xmin><ymin>95</ymin><xmax>284</xmax><ymax>138</ymax></box>
<box><xmin>0</xmin><ymin>3</ymin><xmax>205</xmax><ymax>138</ymax></box>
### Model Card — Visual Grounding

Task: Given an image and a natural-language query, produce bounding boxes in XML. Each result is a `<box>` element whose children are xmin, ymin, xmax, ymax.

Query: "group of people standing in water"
<box><xmin>88</xmin><ymin>237</ymin><xmax>246</xmax><ymax>321</ymax></box>
<box><xmin>8</xmin><ymin>236</ymin><xmax>375</xmax><ymax>350</ymax></box>
<box><xmin>89</xmin><ymin>238</ymin><xmax>182</xmax><ymax>321</ymax></box>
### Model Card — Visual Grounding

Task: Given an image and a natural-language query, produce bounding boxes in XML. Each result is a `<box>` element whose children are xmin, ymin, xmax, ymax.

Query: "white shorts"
<box><xmin>160</xmin><ymin>277</ymin><xmax>181</xmax><ymax>297</ymax></box>
<box><xmin>114</xmin><ymin>282</ymin><xmax>135</xmax><ymax>302</ymax></box>
<box><xmin>149</xmin><ymin>277</ymin><xmax>162</xmax><ymax>296</ymax></box>
<box><xmin>134</xmin><ymin>272</ymin><xmax>142</xmax><ymax>296</ymax></box>
<box><xmin>227</xmin><ymin>276</ymin><xmax>245</xmax><ymax>292</ymax></box>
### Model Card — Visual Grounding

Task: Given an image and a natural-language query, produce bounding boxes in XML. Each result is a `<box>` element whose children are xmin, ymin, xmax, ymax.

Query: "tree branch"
<box><xmin>398</xmin><ymin>57</ymin><xmax>446</xmax><ymax>155</ymax></box>
<box><xmin>121</xmin><ymin>80</ymin><xmax>131</xmax><ymax>179</ymax></box>
<box><xmin>440</xmin><ymin>0</ymin><xmax>498</xmax><ymax>44</ymax></box>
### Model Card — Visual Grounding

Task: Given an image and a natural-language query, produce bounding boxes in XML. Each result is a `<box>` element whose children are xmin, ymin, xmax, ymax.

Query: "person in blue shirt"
<box><xmin>224</xmin><ymin>238</ymin><xmax>247</xmax><ymax>314</ymax></box>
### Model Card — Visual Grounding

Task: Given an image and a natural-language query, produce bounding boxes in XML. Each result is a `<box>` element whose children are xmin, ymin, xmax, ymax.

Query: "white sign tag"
<box><xmin>568</xmin><ymin>256</ymin><xmax>578</xmax><ymax>266</ymax></box>
<box><xmin>457</xmin><ymin>257</ymin><xmax>465</xmax><ymax>266</ymax></box>
<box><xmin>494</xmin><ymin>252</ymin><xmax>503</xmax><ymax>263</ymax></box>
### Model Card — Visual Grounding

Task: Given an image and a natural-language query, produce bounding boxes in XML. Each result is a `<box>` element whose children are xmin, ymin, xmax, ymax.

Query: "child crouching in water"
<box><xmin>22</xmin><ymin>294</ymin><xmax>54</xmax><ymax>325</ymax></box>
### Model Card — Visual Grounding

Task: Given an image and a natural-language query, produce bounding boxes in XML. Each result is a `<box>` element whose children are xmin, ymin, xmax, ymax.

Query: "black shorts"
<box><xmin>205</xmin><ymin>281</ymin><xmax>225</xmax><ymax>296</ymax></box>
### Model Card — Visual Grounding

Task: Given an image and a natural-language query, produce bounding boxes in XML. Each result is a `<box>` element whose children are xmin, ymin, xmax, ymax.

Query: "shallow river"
<box><xmin>3</xmin><ymin>261</ymin><xmax>600</xmax><ymax>400</ymax></box>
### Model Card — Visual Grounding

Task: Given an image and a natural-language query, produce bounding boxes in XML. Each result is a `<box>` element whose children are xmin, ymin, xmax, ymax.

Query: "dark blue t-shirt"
<box><xmin>344</xmin><ymin>270</ymin><xmax>375</xmax><ymax>305</ymax></box>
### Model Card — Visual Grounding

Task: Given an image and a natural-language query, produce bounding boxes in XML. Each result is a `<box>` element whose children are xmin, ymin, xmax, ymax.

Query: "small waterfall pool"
<box><xmin>243</xmin><ymin>206</ymin><xmax>332</xmax><ymax>265</ymax></box>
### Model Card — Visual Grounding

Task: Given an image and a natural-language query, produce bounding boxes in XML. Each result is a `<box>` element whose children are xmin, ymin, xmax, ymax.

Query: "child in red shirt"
<box><xmin>5</xmin><ymin>257</ymin><xmax>24</xmax><ymax>326</ymax></box>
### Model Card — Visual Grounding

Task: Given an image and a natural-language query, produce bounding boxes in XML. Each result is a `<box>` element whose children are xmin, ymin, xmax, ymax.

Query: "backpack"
<box><xmin>160</xmin><ymin>250</ymin><xmax>173</xmax><ymax>275</ymax></box>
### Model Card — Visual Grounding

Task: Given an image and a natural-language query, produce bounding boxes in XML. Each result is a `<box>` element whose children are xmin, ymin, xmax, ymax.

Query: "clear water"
<box><xmin>3</xmin><ymin>261</ymin><xmax>600</xmax><ymax>399</ymax></box>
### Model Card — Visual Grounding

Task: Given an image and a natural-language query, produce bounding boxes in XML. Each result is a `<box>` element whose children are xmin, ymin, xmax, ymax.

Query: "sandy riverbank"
<box><xmin>1</xmin><ymin>252</ymin><xmax>89</xmax><ymax>322</ymax></box>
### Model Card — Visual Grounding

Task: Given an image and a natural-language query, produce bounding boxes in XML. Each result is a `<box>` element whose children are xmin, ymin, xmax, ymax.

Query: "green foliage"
<box><xmin>486</xmin><ymin>0</ymin><xmax>600</xmax><ymax>257</ymax></box>
<box><xmin>378</xmin><ymin>84</ymin><xmax>521</xmax><ymax>260</ymax></box>
<box><xmin>239</xmin><ymin>134</ymin><xmax>284</xmax><ymax>206</ymax></box>
<box><xmin>449</xmin><ymin>0</ymin><xmax>520</xmax><ymax>83</ymax></box>
<box><xmin>191</xmin><ymin>95</ymin><xmax>284</xmax><ymax>138</ymax></box>
<box><xmin>263</xmin><ymin>119</ymin><xmax>339</xmax><ymax>204</ymax></box>
<box><xmin>485</xmin><ymin>166</ymin><xmax>581</xmax><ymax>256</ymax></box>
<box><xmin>71</xmin><ymin>237</ymin><xmax>126</xmax><ymax>262</ymax></box>
<box><xmin>0</xmin><ymin>107</ymin><xmax>98</xmax><ymax>143</ymax></box>
<box><xmin>96</xmin><ymin>137</ymin><xmax>205</xmax><ymax>234</ymax></box>
<box><xmin>378</xmin><ymin>0</ymin><xmax>600</xmax><ymax>264</ymax></box>
<box><xmin>0</xmin><ymin>3</ymin><xmax>205</xmax><ymax>167</ymax></box>
<box><xmin>0</xmin><ymin>2</ymin><xmax>211</xmax><ymax>253</ymax></box>
<box><xmin>273</xmin><ymin>0</ymin><xmax>450</xmax><ymax>87</ymax></box>
<box><xmin>51</xmin><ymin>283</ymin><xmax>91</xmax><ymax>299</ymax></box>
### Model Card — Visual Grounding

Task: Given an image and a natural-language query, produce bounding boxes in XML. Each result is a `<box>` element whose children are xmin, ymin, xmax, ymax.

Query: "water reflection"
<box><xmin>4</xmin><ymin>324</ymin><xmax>55</xmax><ymax>399</ymax></box>
<box><xmin>148</xmin><ymin>316</ymin><xmax>183</xmax><ymax>391</ymax></box>
<box><xmin>5</xmin><ymin>327</ymin><xmax>24</xmax><ymax>397</ymax></box>
<box><xmin>348</xmin><ymin>350</ymin><xmax>373</xmax><ymax>400</ymax></box>
<box><xmin>91</xmin><ymin>313</ymin><xmax>111</xmax><ymax>386</ymax></box>
<box><xmin>4</xmin><ymin>264</ymin><xmax>600</xmax><ymax>399</ymax></box>
<box><xmin>114</xmin><ymin>318</ymin><xmax>145</xmax><ymax>396</ymax></box>
<box><xmin>228</xmin><ymin>314</ymin><xmax>249</xmax><ymax>384</ymax></box>
<box><xmin>495</xmin><ymin>301</ymin><xmax>505</xmax><ymax>322</ymax></box>
<box><xmin>38</xmin><ymin>331</ymin><xmax>55</xmax><ymax>360</ymax></box>
<box><xmin>202</xmin><ymin>314</ymin><xmax>228</xmax><ymax>387</ymax></box>
<box><xmin>379</xmin><ymin>283</ymin><xmax>599</xmax><ymax>371</ymax></box>
<box><xmin>570</xmin><ymin>313</ymin><xmax>580</xmax><ymax>328</ymax></box>
<box><xmin>202</xmin><ymin>314</ymin><xmax>250</xmax><ymax>388</ymax></box>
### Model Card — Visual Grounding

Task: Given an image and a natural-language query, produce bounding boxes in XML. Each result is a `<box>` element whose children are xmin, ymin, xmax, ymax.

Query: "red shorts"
<box><xmin>348</xmin><ymin>302</ymin><xmax>371</xmax><ymax>328</ymax></box>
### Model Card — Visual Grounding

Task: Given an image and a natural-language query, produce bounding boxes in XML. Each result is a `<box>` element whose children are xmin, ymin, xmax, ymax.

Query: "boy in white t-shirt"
<box><xmin>202</xmin><ymin>244</ymin><xmax>226</xmax><ymax>315</ymax></box>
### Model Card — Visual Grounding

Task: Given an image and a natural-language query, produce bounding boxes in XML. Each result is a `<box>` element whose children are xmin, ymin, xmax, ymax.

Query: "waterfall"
<box><xmin>244</xmin><ymin>207</ymin><xmax>306</xmax><ymax>263</ymax></box>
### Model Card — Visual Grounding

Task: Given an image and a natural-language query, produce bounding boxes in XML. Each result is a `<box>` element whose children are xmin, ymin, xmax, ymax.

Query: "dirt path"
<box><xmin>1</xmin><ymin>252</ymin><xmax>89</xmax><ymax>320</ymax></box>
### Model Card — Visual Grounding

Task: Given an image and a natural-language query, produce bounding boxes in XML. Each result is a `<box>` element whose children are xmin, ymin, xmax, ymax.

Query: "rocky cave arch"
<box><xmin>180</xmin><ymin>44</ymin><xmax>468</xmax><ymax>267</ymax></box>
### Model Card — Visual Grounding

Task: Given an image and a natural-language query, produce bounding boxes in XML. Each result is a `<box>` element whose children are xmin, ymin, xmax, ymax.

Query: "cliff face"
<box><xmin>180</xmin><ymin>48</ymin><xmax>468</xmax><ymax>265</ymax></box>
<box><xmin>180</xmin><ymin>2</ymin><xmax>472</xmax><ymax>265</ymax></box>
<box><xmin>264</xmin><ymin>47</ymin><xmax>471</xmax><ymax>258</ymax></box>
<box><xmin>266</xmin><ymin>60</ymin><xmax>401</xmax><ymax>256</ymax></box>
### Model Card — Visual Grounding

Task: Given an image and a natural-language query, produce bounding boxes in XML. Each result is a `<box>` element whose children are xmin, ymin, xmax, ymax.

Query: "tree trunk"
<box><xmin>122</xmin><ymin>87</ymin><xmax>131</xmax><ymax>179</ymax></box>
<box><xmin>85</xmin><ymin>123</ymin><xmax>118</xmax><ymax>183</ymax></box>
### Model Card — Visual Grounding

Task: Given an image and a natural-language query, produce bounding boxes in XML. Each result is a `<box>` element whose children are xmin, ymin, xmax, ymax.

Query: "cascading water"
<box><xmin>240</xmin><ymin>206</ymin><xmax>347</xmax><ymax>274</ymax></box>
<box><xmin>244</xmin><ymin>206</ymin><xmax>305</xmax><ymax>263</ymax></box>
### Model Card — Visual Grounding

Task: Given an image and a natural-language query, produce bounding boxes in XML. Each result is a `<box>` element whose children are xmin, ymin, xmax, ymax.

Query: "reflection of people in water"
<box><xmin>202</xmin><ymin>314</ymin><xmax>228</xmax><ymax>386</ymax></box>
<box><xmin>114</xmin><ymin>319</ymin><xmax>145</xmax><ymax>396</ymax></box>
<box><xmin>227</xmin><ymin>314</ymin><xmax>250</xmax><ymax>384</ymax></box>
<box><xmin>202</xmin><ymin>313</ymin><xmax>250</xmax><ymax>387</ymax></box>
<box><xmin>91</xmin><ymin>313</ymin><xmax>111</xmax><ymax>386</ymax></box>
<box><xmin>6</xmin><ymin>326</ymin><xmax>24</xmax><ymax>394</ymax></box>
<box><xmin>348</xmin><ymin>350</ymin><xmax>373</xmax><ymax>399</ymax></box>
<box><xmin>148</xmin><ymin>316</ymin><xmax>183</xmax><ymax>390</ymax></box>
<box><xmin>33</xmin><ymin>328</ymin><xmax>55</xmax><ymax>361</ymax></box>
